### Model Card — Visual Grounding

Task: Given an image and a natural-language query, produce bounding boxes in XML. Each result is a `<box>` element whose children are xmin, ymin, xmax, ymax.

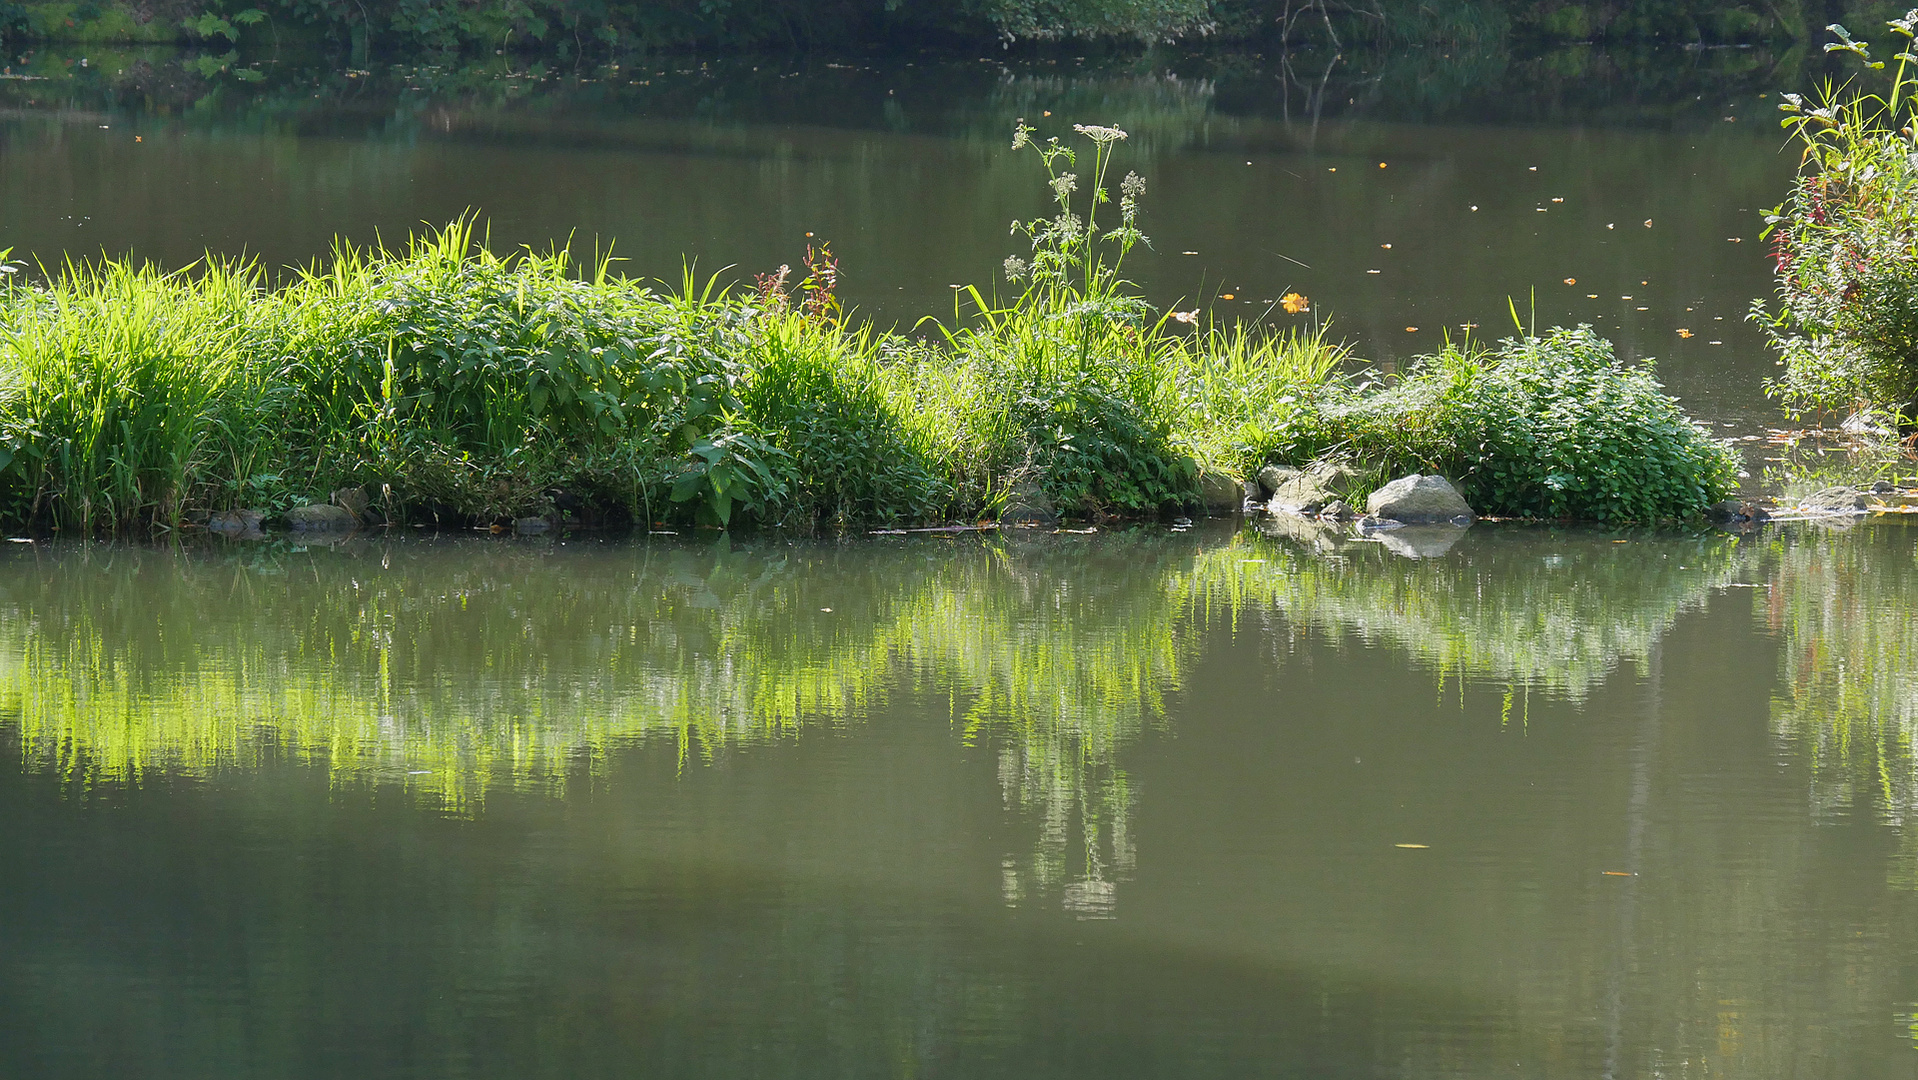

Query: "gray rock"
<box><xmin>1377</xmin><ymin>524</ymin><xmax>1470</xmax><ymax>559</ymax></box>
<box><xmin>1365</xmin><ymin>474</ymin><xmax>1475</xmax><ymax>523</ymax></box>
<box><xmin>1256</xmin><ymin>465</ymin><xmax>1302</xmax><ymax>498</ymax></box>
<box><xmin>1798</xmin><ymin>486</ymin><xmax>1869</xmax><ymax>514</ymax></box>
<box><xmin>1267</xmin><ymin>472</ymin><xmax>1331</xmax><ymax>515</ymax></box>
<box><xmin>999</xmin><ymin>481</ymin><xmax>1057</xmax><ymax>527</ymax></box>
<box><xmin>284</xmin><ymin>503</ymin><xmax>359</xmax><ymax>532</ymax></box>
<box><xmin>1872</xmin><ymin>480</ymin><xmax>1896</xmax><ymax>494</ymax></box>
<box><xmin>331</xmin><ymin>487</ymin><xmax>370</xmax><ymax>520</ymax></box>
<box><xmin>1319</xmin><ymin>499</ymin><xmax>1352</xmax><ymax>520</ymax></box>
<box><xmin>1707</xmin><ymin>499</ymin><xmax>1748</xmax><ymax>523</ymax></box>
<box><xmin>1356</xmin><ymin>514</ymin><xmax>1403</xmax><ymax>531</ymax></box>
<box><xmin>1197</xmin><ymin>471</ymin><xmax>1246</xmax><ymax>515</ymax></box>
<box><xmin>206</xmin><ymin>509</ymin><xmax>266</xmax><ymax>534</ymax></box>
<box><xmin>1305</xmin><ymin>460</ymin><xmax>1364</xmax><ymax>494</ymax></box>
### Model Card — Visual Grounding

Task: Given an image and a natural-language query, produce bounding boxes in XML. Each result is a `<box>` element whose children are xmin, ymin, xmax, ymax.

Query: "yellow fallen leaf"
<box><xmin>1564</xmin><ymin>277</ymin><xmax>1577</xmax><ymax>285</ymax></box>
<box><xmin>1395</xmin><ymin>843</ymin><xmax>1429</xmax><ymax>849</ymax></box>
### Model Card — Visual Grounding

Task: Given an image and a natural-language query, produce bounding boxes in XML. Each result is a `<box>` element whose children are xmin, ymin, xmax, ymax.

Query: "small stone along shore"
<box><xmin>1706</xmin><ymin>483</ymin><xmax>1918</xmax><ymax>524</ymax></box>
<box><xmin>193</xmin><ymin>470</ymin><xmax>1899</xmax><ymax>540</ymax></box>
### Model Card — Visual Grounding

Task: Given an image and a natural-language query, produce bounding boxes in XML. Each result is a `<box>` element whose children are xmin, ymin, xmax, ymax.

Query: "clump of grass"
<box><xmin>0</xmin><ymin>256</ymin><xmax>275</xmax><ymax>531</ymax></box>
<box><xmin>1755</xmin><ymin>11</ymin><xmax>1918</xmax><ymax>422</ymax></box>
<box><xmin>737</xmin><ymin>311</ymin><xmax>950</xmax><ymax>527</ymax></box>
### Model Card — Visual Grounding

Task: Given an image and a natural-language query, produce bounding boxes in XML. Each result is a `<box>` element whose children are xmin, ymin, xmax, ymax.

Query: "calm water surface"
<box><xmin>2</xmin><ymin>46</ymin><xmax>1795</xmax><ymax>421</ymax></box>
<box><xmin>4</xmin><ymin>520</ymin><xmax>1918</xmax><ymax>1077</ymax></box>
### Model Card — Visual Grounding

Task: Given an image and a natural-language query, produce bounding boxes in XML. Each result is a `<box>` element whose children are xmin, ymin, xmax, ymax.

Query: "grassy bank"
<box><xmin>0</xmin><ymin>125</ymin><xmax>1736</xmax><ymax>533</ymax></box>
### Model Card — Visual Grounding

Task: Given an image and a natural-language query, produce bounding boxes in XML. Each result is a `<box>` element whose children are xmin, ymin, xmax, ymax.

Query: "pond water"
<box><xmin>6</xmin><ymin>43</ymin><xmax>1909</xmax><ymax>1077</ymax></box>
<box><xmin>4</xmin><ymin>519</ymin><xmax>1918</xmax><ymax>1077</ymax></box>
<box><xmin>2</xmin><ymin>45</ymin><xmax>1796</xmax><ymax>424</ymax></box>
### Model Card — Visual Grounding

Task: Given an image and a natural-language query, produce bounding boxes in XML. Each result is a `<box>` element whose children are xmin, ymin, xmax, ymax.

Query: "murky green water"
<box><xmin>2</xmin><ymin>47</ymin><xmax>1795</xmax><ymax>422</ymax></box>
<box><xmin>4</xmin><ymin>519</ymin><xmax>1918</xmax><ymax>1077</ymax></box>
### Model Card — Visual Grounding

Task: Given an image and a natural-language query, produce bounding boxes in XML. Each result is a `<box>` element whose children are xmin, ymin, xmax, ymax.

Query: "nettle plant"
<box><xmin>1755</xmin><ymin>11</ymin><xmax>1918</xmax><ymax>422</ymax></box>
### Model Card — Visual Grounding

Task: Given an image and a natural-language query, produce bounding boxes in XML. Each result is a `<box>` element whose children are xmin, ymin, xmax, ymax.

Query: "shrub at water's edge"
<box><xmin>0</xmin><ymin>124</ymin><xmax>1736</xmax><ymax>533</ymax></box>
<box><xmin>1319</xmin><ymin>327</ymin><xmax>1740</xmax><ymax>523</ymax></box>
<box><xmin>1756</xmin><ymin>11</ymin><xmax>1918</xmax><ymax>423</ymax></box>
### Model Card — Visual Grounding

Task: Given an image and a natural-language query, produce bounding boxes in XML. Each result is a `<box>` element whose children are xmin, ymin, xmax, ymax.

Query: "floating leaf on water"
<box><xmin>1564</xmin><ymin>277</ymin><xmax>1577</xmax><ymax>285</ymax></box>
<box><xmin>1678</xmin><ymin>329</ymin><xmax>1694</xmax><ymax>338</ymax></box>
<box><xmin>1281</xmin><ymin>293</ymin><xmax>1309</xmax><ymax>314</ymax></box>
<box><xmin>1405</xmin><ymin>326</ymin><xmax>1419</xmax><ymax>332</ymax></box>
<box><xmin>1395</xmin><ymin>843</ymin><xmax>1430</xmax><ymax>849</ymax></box>
<box><xmin>1601</xmin><ymin>870</ymin><xmax>1637</xmax><ymax>877</ymax></box>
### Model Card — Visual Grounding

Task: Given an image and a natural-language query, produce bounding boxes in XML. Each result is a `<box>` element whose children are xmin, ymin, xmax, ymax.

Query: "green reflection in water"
<box><xmin>1754</xmin><ymin>520</ymin><xmax>1918</xmax><ymax>887</ymax></box>
<box><xmin>0</xmin><ymin>524</ymin><xmax>1738</xmax><ymax>813</ymax></box>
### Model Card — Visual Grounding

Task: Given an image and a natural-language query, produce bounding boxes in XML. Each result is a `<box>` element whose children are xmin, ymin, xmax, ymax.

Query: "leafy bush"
<box><xmin>1325</xmin><ymin>326</ymin><xmax>1739</xmax><ymax>523</ymax></box>
<box><xmin>1756</xmin><ymin>12</ymin><xmax>1918</xmax><ymax>420</ymax></box>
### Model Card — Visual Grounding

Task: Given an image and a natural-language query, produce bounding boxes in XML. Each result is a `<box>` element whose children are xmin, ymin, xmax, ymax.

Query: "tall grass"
<box><xmin>0</xmin><ymin>257</ymin><xmax>270</xmax><ymax>531</ymax></box>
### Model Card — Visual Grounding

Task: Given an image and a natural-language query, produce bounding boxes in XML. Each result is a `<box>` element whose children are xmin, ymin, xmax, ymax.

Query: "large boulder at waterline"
<box><xmin>1197</xmin><ymin>471</ymin><xmax>1249</xmax><ymax>515</ymax></box>
<box><xmin>285</xmin><ymin>503</ymin><xmax>359</xmax><ymax>532</ymax></box>
<box><xmin>206</xmin><ymin>509</ymin><xmax>267</xmax><ymax>534</ymax></box>
<box><xmin>1263</xmin><ymin>460</ymin><xmax>1364</xmax><ymax>516</ymax></box>
<box><xmin>1365</xmin><ymin>474</ymin><xmax>1475</xmax><ymax>524</ymax></box>
<box><xmin>1796</xmin><ymin>487</ymin><xmax>1869</xmax><ymax>514</ymax></box>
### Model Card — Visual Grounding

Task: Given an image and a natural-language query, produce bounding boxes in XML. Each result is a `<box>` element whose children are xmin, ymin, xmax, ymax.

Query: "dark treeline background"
<box><xmin>3</xmin><ymin>0</ymin><xmax>1907</xmax><ymax>58</ymax></box>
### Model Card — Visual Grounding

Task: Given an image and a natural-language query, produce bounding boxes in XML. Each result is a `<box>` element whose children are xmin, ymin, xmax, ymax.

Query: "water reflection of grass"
<box><xmin>1754</xmin><ymin>521</ymin><xmax>1918</xmax><ymax>884</ymax></box>
<box><xmin>0</xmin><ymin>524</ymin><xmax>1800</xmax><ymax>905</ymax></box>
<box><xmin>0</xmin><ymin>526</ymin><xmax>1738</xmax><ymax>782</ymax></box>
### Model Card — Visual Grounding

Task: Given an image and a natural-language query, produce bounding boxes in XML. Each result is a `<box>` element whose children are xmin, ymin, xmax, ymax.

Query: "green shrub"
<box><xmin>1756</xmin><ymin>12</ymin><xmax>1918</xmax><ymax>420</ymax></box>
<box><xmin>1327</xmin><ymin>326</ymin><xmax>1739</xmax><ymax>523</ymax></box>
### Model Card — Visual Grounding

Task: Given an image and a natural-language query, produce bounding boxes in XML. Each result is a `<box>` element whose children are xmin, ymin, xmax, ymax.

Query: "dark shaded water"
<box><xmin>4</xmin><ymin>518</ymin><xmax>1918</xmax><ymax>1077</ymax></box>
<box><xmin>3</xmin><ymin>45</ymin><xmax>1797</xmax><ymax>422</ymax></box>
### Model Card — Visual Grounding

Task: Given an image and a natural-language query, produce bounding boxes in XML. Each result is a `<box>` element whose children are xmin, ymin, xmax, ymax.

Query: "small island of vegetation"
<box><xmin>0</xmin><ymin>120</ymin><xmax>1739</xmax><ymax>534</ymax></box>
